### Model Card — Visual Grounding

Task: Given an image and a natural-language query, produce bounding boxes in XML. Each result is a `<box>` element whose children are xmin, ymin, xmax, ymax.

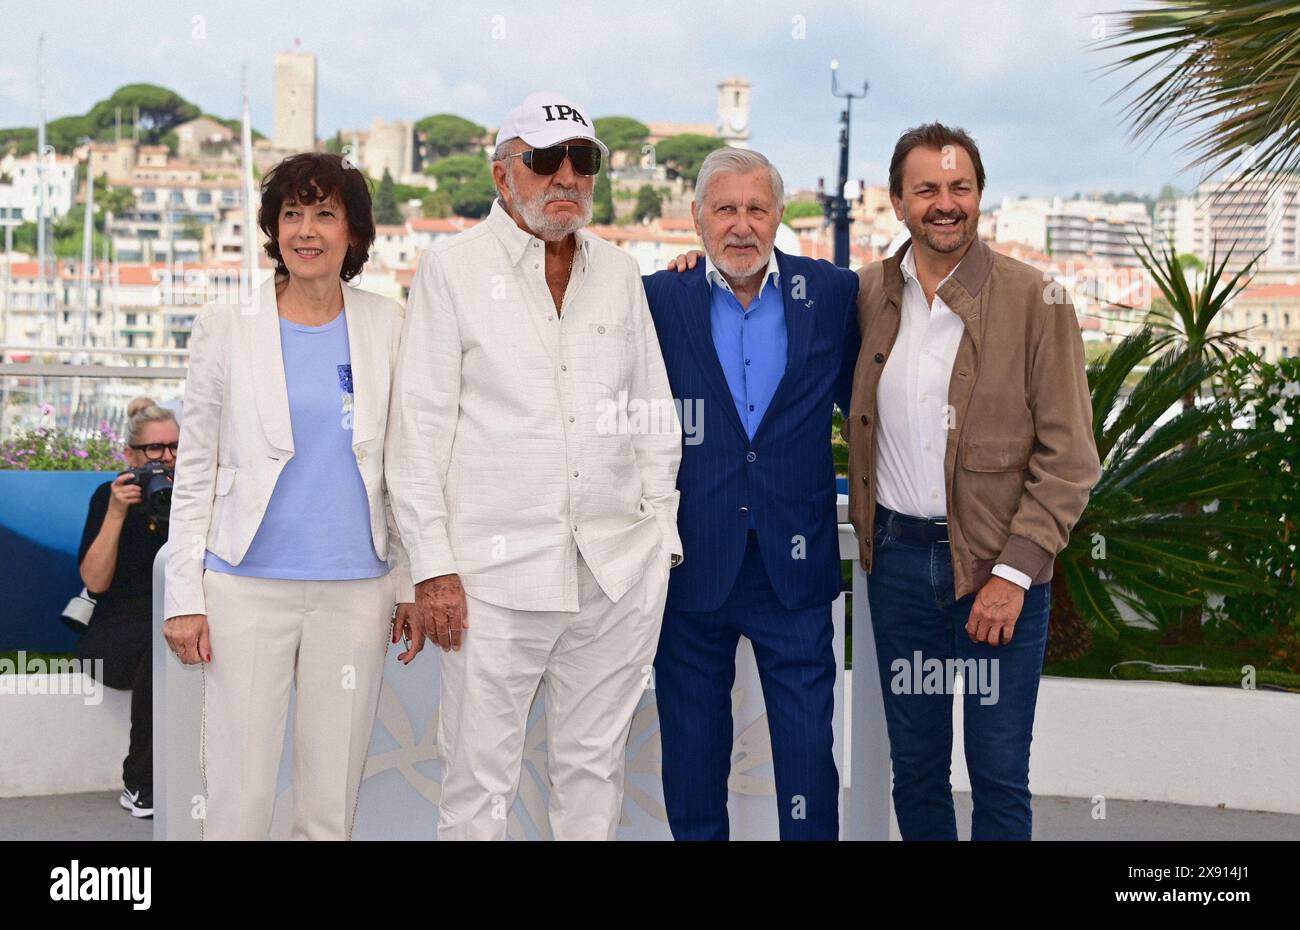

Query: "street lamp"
<box><xmin>820</xmin><ymin>59</ymin><xmax>868</xmax><ymax>268</ymax></box>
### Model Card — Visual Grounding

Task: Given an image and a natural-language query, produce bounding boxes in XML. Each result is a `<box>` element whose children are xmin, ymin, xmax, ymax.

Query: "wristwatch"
<box><xmin>670</xmin><ymin>553</ymin><xmax>682</xmax><ymax>568</ymax></box>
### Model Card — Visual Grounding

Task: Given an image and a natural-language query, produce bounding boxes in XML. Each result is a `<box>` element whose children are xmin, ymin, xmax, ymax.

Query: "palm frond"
<box><xmin>1097</xmin><ymin>1</ymin><xmax>1300</xmax><ymax>197</ymax></box>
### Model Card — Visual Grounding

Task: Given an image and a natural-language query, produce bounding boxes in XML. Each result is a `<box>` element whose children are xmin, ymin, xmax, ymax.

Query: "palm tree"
<box><xmin>1049</xmin><ymin>327</ymin><xmax>1285</xmax><ymax>661</ymax></box>
<box><xmin>1127</xmin><ymin>235</ymin><xmax>1261</xmax><ymax>642</ymax></box>
<box><xmin>1100</xmin><ymin>1</ymin><xmax>1300</xmax><ymax>196</ymax></box>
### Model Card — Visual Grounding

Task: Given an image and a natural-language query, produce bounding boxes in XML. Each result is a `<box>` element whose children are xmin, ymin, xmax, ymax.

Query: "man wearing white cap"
<box><xmin>386</xmin><ymin>92</ymin><xmax>682</xmax><ymax>840</ymax></box>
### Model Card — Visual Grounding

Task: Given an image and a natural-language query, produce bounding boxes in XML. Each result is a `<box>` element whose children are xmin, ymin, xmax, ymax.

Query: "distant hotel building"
<box><xmin>995</xmin><ymin>196</ymin><xmax>1152</xmax><ymax>267</ymax></box>
<box><xmin>1157</xmin><ymin>172</ymin><xmax>1300</xmax><ymax>271</ymax></box>
<box><xmin>1220</xmin><ymin>282</ymin><xmax>1300</xmax><ymax>361</ymax></box>
<box><xmin>0</xmin><ymin>151</ymin><xmax>78</xmax><ymax>223</ymax></box>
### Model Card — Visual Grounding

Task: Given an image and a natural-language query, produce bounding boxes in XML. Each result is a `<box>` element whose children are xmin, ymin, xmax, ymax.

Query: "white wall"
<box><xmin>0</xmin><ymin>674</ymin><xmax>131</xmax><ymax>797</ymax></box>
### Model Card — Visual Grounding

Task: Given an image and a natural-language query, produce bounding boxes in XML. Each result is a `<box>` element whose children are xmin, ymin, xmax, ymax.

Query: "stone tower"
<box><xmin>274</xmin><ymin>47</ymin><xmax>317</xmax><ymax>153</ymax></box>
<box><xmin>716</xmin><ymin>77</ymin><xmax>752</xmax><ymax>149</ymax></box>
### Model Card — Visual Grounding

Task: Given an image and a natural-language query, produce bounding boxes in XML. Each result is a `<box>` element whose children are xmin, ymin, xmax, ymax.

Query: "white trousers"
<box><xmin>200</xmin><ymin>569</ymin><xmax>395</xmax><ymax>840</ymax></box>
<box><xmin>437</xmin><ymin>551</ymin><xmax>669</xmax><ymax>840</ymax></box>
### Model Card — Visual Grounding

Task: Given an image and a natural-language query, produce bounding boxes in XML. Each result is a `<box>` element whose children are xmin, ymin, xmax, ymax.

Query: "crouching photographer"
<box><xmin>76</xmin><ymin>396</ymin><xmax>178</xmax><ymax>819</ymax></box>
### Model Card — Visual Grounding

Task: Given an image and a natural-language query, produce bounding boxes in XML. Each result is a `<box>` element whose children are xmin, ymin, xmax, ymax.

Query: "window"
<box><xmin>141</xmin><ymin>190</ymin><xmax>156</xmax><ymax>204</ymax></box>
<box><xmin>198</xmin><ymin>192</ymin><xmax>211</xmax><ymax>205</ymax></box>
<box><xmin>1262</xmin><ymin>313</ymin><xmax>1269</xmax><ymax>326</ymax></box>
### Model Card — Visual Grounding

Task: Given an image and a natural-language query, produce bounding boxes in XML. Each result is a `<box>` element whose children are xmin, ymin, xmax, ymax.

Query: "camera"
<box><xmin>123</xmin><ymin>463</ymin><xmax>174</xmax><ymax>524</ymax></box>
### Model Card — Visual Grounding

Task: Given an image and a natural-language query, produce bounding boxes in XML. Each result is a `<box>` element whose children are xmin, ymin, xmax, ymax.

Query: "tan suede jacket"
<box><xmin>845</xmin><ymin>237</ymin><xmax>1101</xmax><ymax>600</ymax></box>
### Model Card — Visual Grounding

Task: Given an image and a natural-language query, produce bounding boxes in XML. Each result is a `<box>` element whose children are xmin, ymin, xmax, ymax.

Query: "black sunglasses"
<box><xmin>131</xmin><ymin>442</ymin><xmax>179</xmax><ymax>459</ymax></box>
<box><xmin>508</xmin><ymin>144</ymin><xmax>602</xmax><ymax>177</ymax></box>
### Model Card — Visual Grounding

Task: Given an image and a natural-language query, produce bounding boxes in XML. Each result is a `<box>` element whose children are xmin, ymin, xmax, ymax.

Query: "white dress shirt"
<box><xmin>874</xmin><ymin>244</ymin><xmax>1032</xmax><ymax>590</ymax></box>
<box><xmin>386</xmin><ymin>200</ymin><xmax>683</xmax><ymax>612</ymax></box>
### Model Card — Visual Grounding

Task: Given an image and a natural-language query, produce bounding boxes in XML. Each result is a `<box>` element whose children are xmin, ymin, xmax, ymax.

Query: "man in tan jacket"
<box><xmin>846</xmin><ymin>123</ymin><xmax>1100</xmax><ymax>840</ymax></box>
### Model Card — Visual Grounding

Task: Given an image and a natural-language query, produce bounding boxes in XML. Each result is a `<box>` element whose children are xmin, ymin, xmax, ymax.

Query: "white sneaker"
<box><xmin>120</xmin><ymin>785</ymin><xmax>154</xmax><ymax>819</ymax></box>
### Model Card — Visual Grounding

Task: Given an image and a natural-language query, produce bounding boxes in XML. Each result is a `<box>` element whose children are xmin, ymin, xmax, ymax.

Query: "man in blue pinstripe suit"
<box><xmin>643</xmin><ymin>147</ymin><xmax>860</xmax><ymax>840</ymax></box>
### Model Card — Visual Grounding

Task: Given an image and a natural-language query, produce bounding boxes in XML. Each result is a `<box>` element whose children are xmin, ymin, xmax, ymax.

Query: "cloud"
<box><xmin>2</xmin><ymin>0</ymin><xmax>1199</xmax><ymax>197</ymax></box>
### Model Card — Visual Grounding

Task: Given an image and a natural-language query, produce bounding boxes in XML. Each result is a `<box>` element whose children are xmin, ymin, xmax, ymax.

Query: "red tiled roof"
<box><xmin>1237</xmin><ymin>283</ymin><xmax>1300</xmax><ymax>301</ymax></box>
<box><xmin>587</xmin><ymin>224</ymin><xmax>699</xmax><ymax>245</ymax></box>
<box><xmin>117</xmin><ymin>266</ymin><xmax>159</xmax><ymax>286</ymax></box>
<box><xmin>989</xmin><ymin>239</ymin><xmax>1054</xmax><ymax>265</ymax></box>
<box><xmin>408</xmin><ymin>217</ymin><xmax>481</xmax><ymax>233</ymax></box>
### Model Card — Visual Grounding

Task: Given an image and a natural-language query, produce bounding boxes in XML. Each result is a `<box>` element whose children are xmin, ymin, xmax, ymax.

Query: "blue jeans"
<box><xmin>655</xmin><ymin>532</ymin><xmax>840</xmax><ymax>840</ymax></box>
<box><xmin>865</xmin><ymin>518</ymin><xmax>1051</xmax><ymax>841</ymax></box>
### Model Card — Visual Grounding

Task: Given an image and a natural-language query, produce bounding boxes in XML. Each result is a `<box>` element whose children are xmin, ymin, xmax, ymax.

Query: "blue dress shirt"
<box><xmin>706</xmin><ymin>252</ymin><xmax>787</xmax><ymax>527</ymax></box>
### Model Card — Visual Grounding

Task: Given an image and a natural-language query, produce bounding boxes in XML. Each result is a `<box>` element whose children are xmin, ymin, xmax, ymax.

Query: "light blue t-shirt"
<box><xmin>205</xmin><ymin>309</ymin><xmax>390</xmax><ymax>581</ymax></box>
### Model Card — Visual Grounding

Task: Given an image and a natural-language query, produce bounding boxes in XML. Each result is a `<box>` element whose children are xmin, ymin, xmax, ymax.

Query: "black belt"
<box><xmin>874</xmin><ymin>504</ymin><xmax>949</xmax><ymax>544</ymax></box>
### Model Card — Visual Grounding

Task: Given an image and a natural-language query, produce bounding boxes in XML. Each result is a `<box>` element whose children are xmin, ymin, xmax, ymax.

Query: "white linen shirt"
<box><xmin>874</xmin><ymin>244</ymin><xmax>1031</xmax><ymax>590</ymax></box>
<box><xmin>386</xmin><ymin>200</ymin><xmax>683</xmax><ymax>612</ymax></box>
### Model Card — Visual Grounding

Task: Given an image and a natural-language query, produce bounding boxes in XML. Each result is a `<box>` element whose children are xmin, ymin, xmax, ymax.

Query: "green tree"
<box><xmin>449</xmin><ymin>173</ymin><xmax>497</xmax><ymax>219</ymax></box>
<box><xmin>421</xmin><ymin>189</ymin><xmax>452</xmax><ymax>218</ymax></box>
<box><xmin>782</xmin><ymin>201</ymin><xmax>824</xmax><ymax>225</ymax></box>
<box><xmin>1215</xmin><ymin>353</ymin><xmax>1300</xmax><ymax>668</ymax></box>
<box><xmin>84</xmin><ymin>84</ymin><xmax>200</xmax><ymax>145</ymax></box>
<box><xmin>423</xmin><ymin>153</ymin><xmax>496</xmax><ymax>218</ymax></box>
<box><xmin>10</xmin><ymin>222</ymin><xmax>38</xmax><ymax>253</ymax></box>
<box><xmin>391</xmin><ymin>181</ymin><xmax>431</xmax><ymax>204</ymax></box>
<box><xmin>416</xmin><ymin>114</ymin><xmax>486</xmax><ymax>160</ymax></box>
<box><xmin>1129</xmin><ymin>235</ymin><xmax>1261</xmax><ymax>643</ymax></box>
<box><xmin>46</xmin><ymin>208</ymin><xmax>108</xmax><ymax>258</ymax></box>
<box><xmin>97</xmin><ymin>182</ymin><xmax>135</xmax><ymax>218</ymax></box>
<box><xmin>0</xmin><ymin>127</ymin><xmax>37</xmax><ymax>156</ymax></box>
<box><xmin>592</xmin><ymin>171</ymin><xmax>614</xmax><ymax>224</ymax></box>
<box><xmin>1050</xmin><ymin>327</ymin><xmax>1285</xmax><ymax>661</ymax></box>
<box><xmin>426</xmin><ymin>154</ymin><xmax>490</xmax><ymax>188</ymax></box>
<box><xmin>593</xmin><ymin>116</ymin><xmax>650</xmax><ymax>155</ymax></box>
<box><xmin>633</xmin><ymin>184</ymin><xmax>663</xmax><ymax>222</ymax></box>
<box><xmin>373</xmin><ymin>168</ymin><xmax>403</xmax><ymax>225</ymax></box>
<box><xmin>655</xmin><ymin>133</ymin><xmax>725</xmax><ymax>183</ymax></box>
<box><xmin>45</xmin><ymin>115</ymin><xmax>95</xmax><ymax>152</ymax></box>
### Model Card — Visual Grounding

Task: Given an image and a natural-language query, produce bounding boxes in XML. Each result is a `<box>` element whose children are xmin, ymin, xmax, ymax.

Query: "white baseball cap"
<box><xmin>494</xmin><ymin>91</ymin><xmax>609</xmax><ymax>158</ymax></box>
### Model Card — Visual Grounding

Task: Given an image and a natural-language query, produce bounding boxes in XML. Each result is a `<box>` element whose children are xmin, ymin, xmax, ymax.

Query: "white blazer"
<box><xmin>164</xmin><ymin>276</ymin><xmax>413</xmax><ymax>620</ymax></box>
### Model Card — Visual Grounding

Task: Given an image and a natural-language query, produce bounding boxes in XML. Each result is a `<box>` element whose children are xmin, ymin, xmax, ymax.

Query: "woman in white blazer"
<box><xmin>163</xmin><ymin>152</ymin><xmax>422</xmax><ymax>840</ymax></box>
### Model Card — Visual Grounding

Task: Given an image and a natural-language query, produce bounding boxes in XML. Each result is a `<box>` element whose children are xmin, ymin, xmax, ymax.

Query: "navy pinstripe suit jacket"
<box><xmin>643</xmin><ymin>249</ymin><xmax>861</xmax><ymax>613</ymax></box>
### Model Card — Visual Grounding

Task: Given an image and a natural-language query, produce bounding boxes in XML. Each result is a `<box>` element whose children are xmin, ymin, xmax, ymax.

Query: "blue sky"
<box><xmin>3</xmin><ymin>0</ymin><xmax>1201</xmax><ymax>202</ymax></box>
